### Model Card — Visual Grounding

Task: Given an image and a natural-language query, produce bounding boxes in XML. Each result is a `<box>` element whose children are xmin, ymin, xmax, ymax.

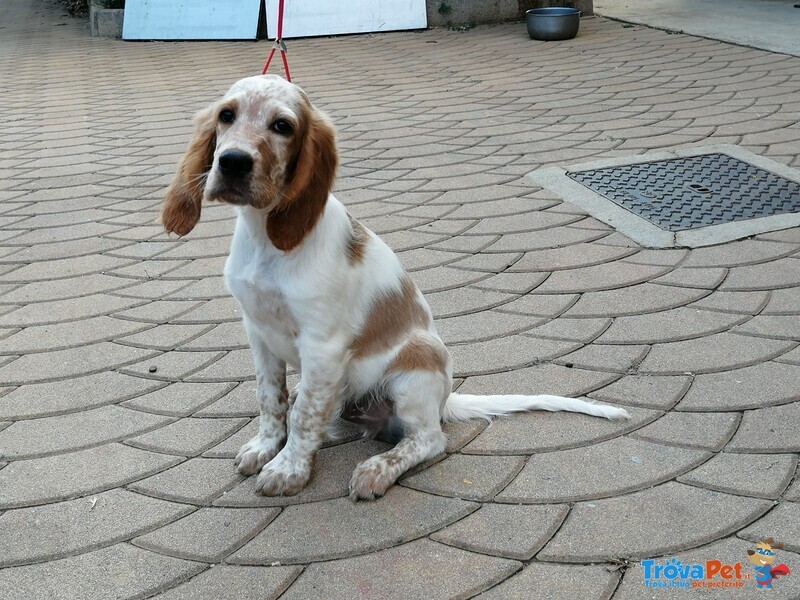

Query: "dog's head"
<box><xmin>747</xmin><ymin>538</ymin><xmax>783</xmax><ymax>566</ymax></box>
<box><xmin>162</xmin><ymin>75</ymin><xmax>338</xmax><ymax>251</ymax></box>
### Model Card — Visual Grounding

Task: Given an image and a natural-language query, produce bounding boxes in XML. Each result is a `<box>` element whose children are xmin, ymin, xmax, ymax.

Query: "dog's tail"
<box><xmin>441</xmin><ymin>393</ymin><xmax>630</xmax><ymax>423</ymax></box>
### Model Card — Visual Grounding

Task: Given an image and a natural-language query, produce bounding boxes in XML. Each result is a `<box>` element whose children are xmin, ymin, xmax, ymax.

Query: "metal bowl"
<box><xmin>526</xmin><ymin>7</ymin><xmax>581</xmax><ymax>41</ymax></box>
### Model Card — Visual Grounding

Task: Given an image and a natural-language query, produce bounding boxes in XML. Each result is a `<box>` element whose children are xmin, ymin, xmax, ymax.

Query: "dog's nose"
<box><xmin>219</xmin><ymin>150</ymin><xmax>253</xmax><ymax>177</ymax></box>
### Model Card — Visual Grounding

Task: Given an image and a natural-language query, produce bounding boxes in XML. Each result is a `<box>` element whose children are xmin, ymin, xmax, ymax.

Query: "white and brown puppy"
<box><xmin>162</xmin><ymin>75</ymin><xmax>630</xmax><ymax>500</ymax></box>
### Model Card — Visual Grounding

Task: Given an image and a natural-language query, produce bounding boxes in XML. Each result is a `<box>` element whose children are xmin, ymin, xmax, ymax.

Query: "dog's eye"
<box><xmin>272</xmin><ymin>119</ymin><xmax>293</xmax><ymax>134</ymax></box>
<box><xmin>219</xmin><ymin>109</ymin><xmax>236</xmax><ymax>124</ymax></box>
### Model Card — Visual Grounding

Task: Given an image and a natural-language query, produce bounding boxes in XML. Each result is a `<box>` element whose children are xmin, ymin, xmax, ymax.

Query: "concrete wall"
<box><xmin>91</xmin><ymin>0</ymin><xmax>592</xmax><ymax>39</ymax></box>
<box><xmin>90</xmin><ymin>0</ymin><xmax>124</xmax><ymax>37</ymax></box>
<box><xmin>426</xmin><ymin>0</ymin><xmax>592</xmax><ymax>27</ymax></box>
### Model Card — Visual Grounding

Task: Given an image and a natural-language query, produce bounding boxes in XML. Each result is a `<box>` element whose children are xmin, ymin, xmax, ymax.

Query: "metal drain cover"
<box><xmin>528</xmin><ymin>145</ymin><xmax>800</xmax><ymax>248</ymax></box>
<box><xmin>567</xmin><ymin>153</ymin><xmax>800</xmax><ymax>232</ymax></box>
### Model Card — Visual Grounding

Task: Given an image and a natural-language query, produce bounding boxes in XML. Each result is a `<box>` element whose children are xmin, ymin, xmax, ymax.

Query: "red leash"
<box><xmin>261</xmin><ymin>0</ymin><xmax>291</xmax><ymax>81</ymax></box>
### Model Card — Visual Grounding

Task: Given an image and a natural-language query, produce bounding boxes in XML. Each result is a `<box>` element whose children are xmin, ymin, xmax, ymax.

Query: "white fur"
<box><xmin>442</xmin><ymin>393</ymin><xmax>631</xmax><ymax>423</ymax></box>
<box><xmin>179</xmin><ymin>75</ymin><xmax>631</xmax><ymax>501</ymax></box>
<box><xmin>226</xmin><ymin>193</ymin><xmax>630</xmax><ymax>499</ymax></box>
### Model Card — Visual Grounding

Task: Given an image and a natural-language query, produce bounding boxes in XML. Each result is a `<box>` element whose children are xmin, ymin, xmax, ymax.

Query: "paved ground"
<box><xmin>595</xmin><ymin>0</ymin><xmax>800</xmax><ymax>58</ymax></box>
<box><xmin>1</xmin><ymin>1</ymin><xmax>800</xmax><ymax>599</ymax></box>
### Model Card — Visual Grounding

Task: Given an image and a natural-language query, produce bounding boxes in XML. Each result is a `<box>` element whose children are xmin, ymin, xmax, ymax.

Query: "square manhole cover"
<box><xmin>528</xmin><ymin>145</ymin><xmax>800</xmax><ymax>248</ymax></box>
<box><xmin>567</xmin><ymin>153</ymin><xmax>800</xmax><ymax>232</ymax></box>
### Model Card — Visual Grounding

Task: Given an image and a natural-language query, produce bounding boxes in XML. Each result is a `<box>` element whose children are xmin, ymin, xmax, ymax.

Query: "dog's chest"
<box><xmin>231</xmin><ymin>275</ymin><xmax>296</xmax><ymax>333</ymax></box>
<box><xmin>225</xmin><ymin>246</ymin><xmax>300</xmax><ymax>362</ymax></box>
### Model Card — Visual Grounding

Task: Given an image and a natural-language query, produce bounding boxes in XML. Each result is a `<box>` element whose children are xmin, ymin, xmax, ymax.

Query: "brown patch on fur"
<box><xmin>161</xmin><ymin>106</ymin><xmax>217</xmax><ymax>236</ymax></box>
<box><xmin>388</xmin><ymin>335</ymin><xmax>449</xmax><ymax>374</ymax></box>
<box><xmin>351</xmin><ymin>277</ymin><xmax>431</xmax><ymax>359</ymax></box>
<box><xmin>267</xmin><ymin>97</ymin><xmax>338</xmax><ymax>252</ymax></box>
<box><xmin>383</xmin><ymin>454</ymin><xmax>402</xmax><ymax>468</ymax></box>
<box><xmin>346</xmin><ymin>214</ymin><xmax>370</xmax><ymax>265</ymax></box>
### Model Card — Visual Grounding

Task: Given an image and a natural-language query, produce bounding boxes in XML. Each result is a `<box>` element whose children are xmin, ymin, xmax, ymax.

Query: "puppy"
<box><xmin>162</xmin><ymin>75</ymin><xmax>629</xmax><ymax>500</ymax></box>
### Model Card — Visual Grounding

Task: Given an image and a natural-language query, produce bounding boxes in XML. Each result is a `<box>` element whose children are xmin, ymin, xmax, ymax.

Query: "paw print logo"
<box><xmin>747</xmin><ymin>538</ymin><xmax>791</xmax><ymax>589</ymax></box>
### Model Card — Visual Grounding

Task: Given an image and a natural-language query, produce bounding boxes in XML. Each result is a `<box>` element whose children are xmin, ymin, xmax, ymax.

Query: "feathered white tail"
<box><xmin>442</xmin><ymin>393</ymin><xmax>630</xmax><ymax>423</ymax></box>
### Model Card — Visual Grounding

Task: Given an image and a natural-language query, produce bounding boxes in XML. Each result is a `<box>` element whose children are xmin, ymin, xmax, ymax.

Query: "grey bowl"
<box><xmin>526</xmin><ymin>7</ymin><xmax>581</xmax><ymax>41</ymax></box>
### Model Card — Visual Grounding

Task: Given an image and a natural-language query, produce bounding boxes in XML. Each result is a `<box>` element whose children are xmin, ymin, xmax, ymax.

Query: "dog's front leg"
<box><xmin>255</xmin><ymin>342</ymin><xmax>345</xmax><ymax>496</ymax></box>
<box><xmin>235</xmin><ymin>321</ymin><xmax>288</xmax><ymax>475</ymax></box>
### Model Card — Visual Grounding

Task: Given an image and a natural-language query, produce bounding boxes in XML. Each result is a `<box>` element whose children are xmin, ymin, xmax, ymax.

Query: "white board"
<box><xmin>266</xmin><ymin>0</ymin><xmax>427</xmax><ymax>39</ymax></box>
<box><xmin>123</xmin><ymin>0</ymin><xmax>262</xmax><ymax>40</ymax></box>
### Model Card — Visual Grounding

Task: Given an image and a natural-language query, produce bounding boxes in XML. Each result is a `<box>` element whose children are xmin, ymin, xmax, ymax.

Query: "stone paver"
<box><xmin>281</xmin><ymin>539</ymin><xmax>519</xmax><ymax>600</ymax></box>
<box><xmin>763</xmin><ymin>285</ymin><xmax>800</xmax><ymax>315</ymax></box>
<box><xmin>736</xmin><ymin>315</ymin><xmax>800</xmax><ymax>340</ymax></box>
<box><xmin>554</xmin><ymin>343</ymin><xmax>649</xmax><ymax>373</ymax></box>
<box><xmin>1</xmin><ymin>1</ymin><xmax>799</xmax><ymax>597</ymax></box>
<box><xmin>128</xmin><ymin>457</ymin><xmax>245</xmax><ymax>505</ymax></box>
<box><xmin>229</xmin><ymin>487</ymin><xmax>476</xmax><ymax>564</ymax></box>
<box><xmin>431</xmin><ymin>503</ymin><xmax>568</xmax><ymax>560</ymax></box>
<box><xmin>476</xmin><ymin>563</ymin><xmax>619</xmax><ymax>600</ymax></box>
<box><xmin>588</xmin><ymin>374</ymin><xmax>691</xmax><ymax>410</ymax></box>
<box><xmin>597</xmin><ymin>307</ymin><xmax>749</xmax><ymax>344</ymax></box>
<box><xmin>448</xmin><ymin>335</ymin><xmax>580</xmax><ymax>377</ymax></box>
<box><xmin>0</xmin><ymin>342</ymin><xmax>158</xmax><ymax>385</ymax></box>
<box><xmin>678</xmin><ymin>452</ymin><xmax>797</xmax><ymax>499</ymax></box>
<box><xmin>523</xmin><ymin>316</ymin><xmax>611</xmax><ymax>343</ymax></box>
<box><xmin>0</xmin><ymin>543</ymin><xmax>205</xmax><ymax>600</ymax></box>
<box><xmin>539</xmin><ymin>483</ymin><xmax>772</xmax><ymax>562</ymax></box>
<box><xmin>126</xmin><ymin>416</ymin><xmax>249</xmax><ymax>456</ymax></box>
<box><xmin>564</xmin><ymin>282</ymin><xmax>710</xmax><ymax>317</ymax></box>
<box><xmin>121</xmin><ymin>381</ymin><xmax>237</xmax><ymax>416</ymax></box>
<box><xmin>0</xmin><ymin>315</ymin><xmax>149</xmax><ymax>354</ymax></box>
<box><xmin>722</xmin><ymin>258</ymin><xmax>800</xmax><ymax>291</ymax></box>
<box><xmin>681</xmin><ymin>239</ymin><xmax>798</xmax><ymax>268</ymax></box>
<box><xmin>652</xmin><ymin>266</ymin><xmax>729</xmax><ymax>289</ymax></box>
<box><xmin>0</xmin><ymin>443</ymin><xmax>182</xmax><ymax>509</ymax></box>
<box><xmin>135</xmin><ymin>507</ymin><xmax>279</xmax><ymax>562</ymax></box>
<box><xmin>0</xmin><ymin>294</ymin><xmax>145</xmax><ymax>327</ymax></box>
<box><xmin>0</xmin><ymin>405</ymin><xmax>172</xmax><ymax>459</ymax></box>
<box><xmin>496</xmin><ymin>437</ymin><xmax>709</xmax><ymax>503</ymax></box>
<box><xmin>120</xmin><ymin>350</ymin><xmax>225</xmax><ymax>381</ymax></box>
<box><xmin>639</xmin><ymin>333</ymin><xmax>796</xmax><ymax>375</ymax></box>
<box><xmin>402</xmin><ymin>454</ymin><xmax>525</xmax><ymax>501</ymax></box>
<box><xmin>631</xmin><ymin>411</ymin><xmax>741</xmax><ymax>451</ymax></box>
<box><xmin>434</xmin><ymin>310</ymin><xmax>546</xmax><ymax>345</ymax></box>
<box><xmin>456</xmin><ymin>363</ymin><xmax>621</xmax><ymax>399</ymax></box>
<box><xmin>0</xmin><ymin>489</ymin><xmax>192</xmax><ymax>567</ymax></box>
<box><xmin>740</xmin><ymin>501</ymin><xmax>800</xmax><ymax>553</ymax></box>
<box><xmin>727</xmin><ymin>402</ymin><xmax>800</xmax><ymax>453</ymax></box>
<box><xmin>678</xmin><ymin>361</ymin><xmax>800</xmax><ymax>411</ymax></box>
<box><xmin>690</xmin><ymin>289</ymin><xmax>770</xmax><ymax>314</ymax></box>
<box><xmin>152</xmin><ymin>565</ymin><xmax>302</xmax><ymax>600</ymax></box>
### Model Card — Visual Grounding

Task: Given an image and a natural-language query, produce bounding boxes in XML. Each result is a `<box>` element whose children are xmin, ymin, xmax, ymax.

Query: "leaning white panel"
<box><xmin>267</xmin><ymin>0</ymin><xmax>427</xmax><ymax>38</ymax></box>
<box><xmin>123</xmin><ymin>0</ymin><xmax>262</xmax><ymax>40</ymax></box>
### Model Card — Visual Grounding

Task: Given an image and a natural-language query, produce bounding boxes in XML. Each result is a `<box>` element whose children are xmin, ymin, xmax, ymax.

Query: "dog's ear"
<box><xmin>162</xmin><ymin>106</ymin><xmax>217</xmax><ymax>236</ymax></box>
<box><xmin>267</xmin><ymin>102</ymin><xmax>338</xmax><ymax>252</ymax></box>
<box><xmin>773</xmin><ymin>542</ymin><xmax>784</xmax><ymax>550</ymax></box>
<box><xmin>747</xmin><ymin>550</ymin><xmax>755</xmax><ymax>556</ymax></box>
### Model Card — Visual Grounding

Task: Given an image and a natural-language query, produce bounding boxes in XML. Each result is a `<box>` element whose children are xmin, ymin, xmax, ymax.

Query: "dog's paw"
<box><xmin>255</xmin><ymin>452</ymin><xmax>310</xmax><ymax>496</ymax></box>
<box><xmin>349</xmin><ymin>456</ymin><xmax>397</xmax><ymax>501</ymax></box>
<box><xmin>234</xmin><ymin>435</ymin><xmax>284</xmax><ymax>476</ymax></box>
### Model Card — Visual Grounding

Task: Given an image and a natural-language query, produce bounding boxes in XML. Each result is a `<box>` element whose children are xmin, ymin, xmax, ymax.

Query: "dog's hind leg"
<box><xmin>349</xmin><ymin>370</ymin><xmax>448</xmax><ymax>500</ymax></box>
